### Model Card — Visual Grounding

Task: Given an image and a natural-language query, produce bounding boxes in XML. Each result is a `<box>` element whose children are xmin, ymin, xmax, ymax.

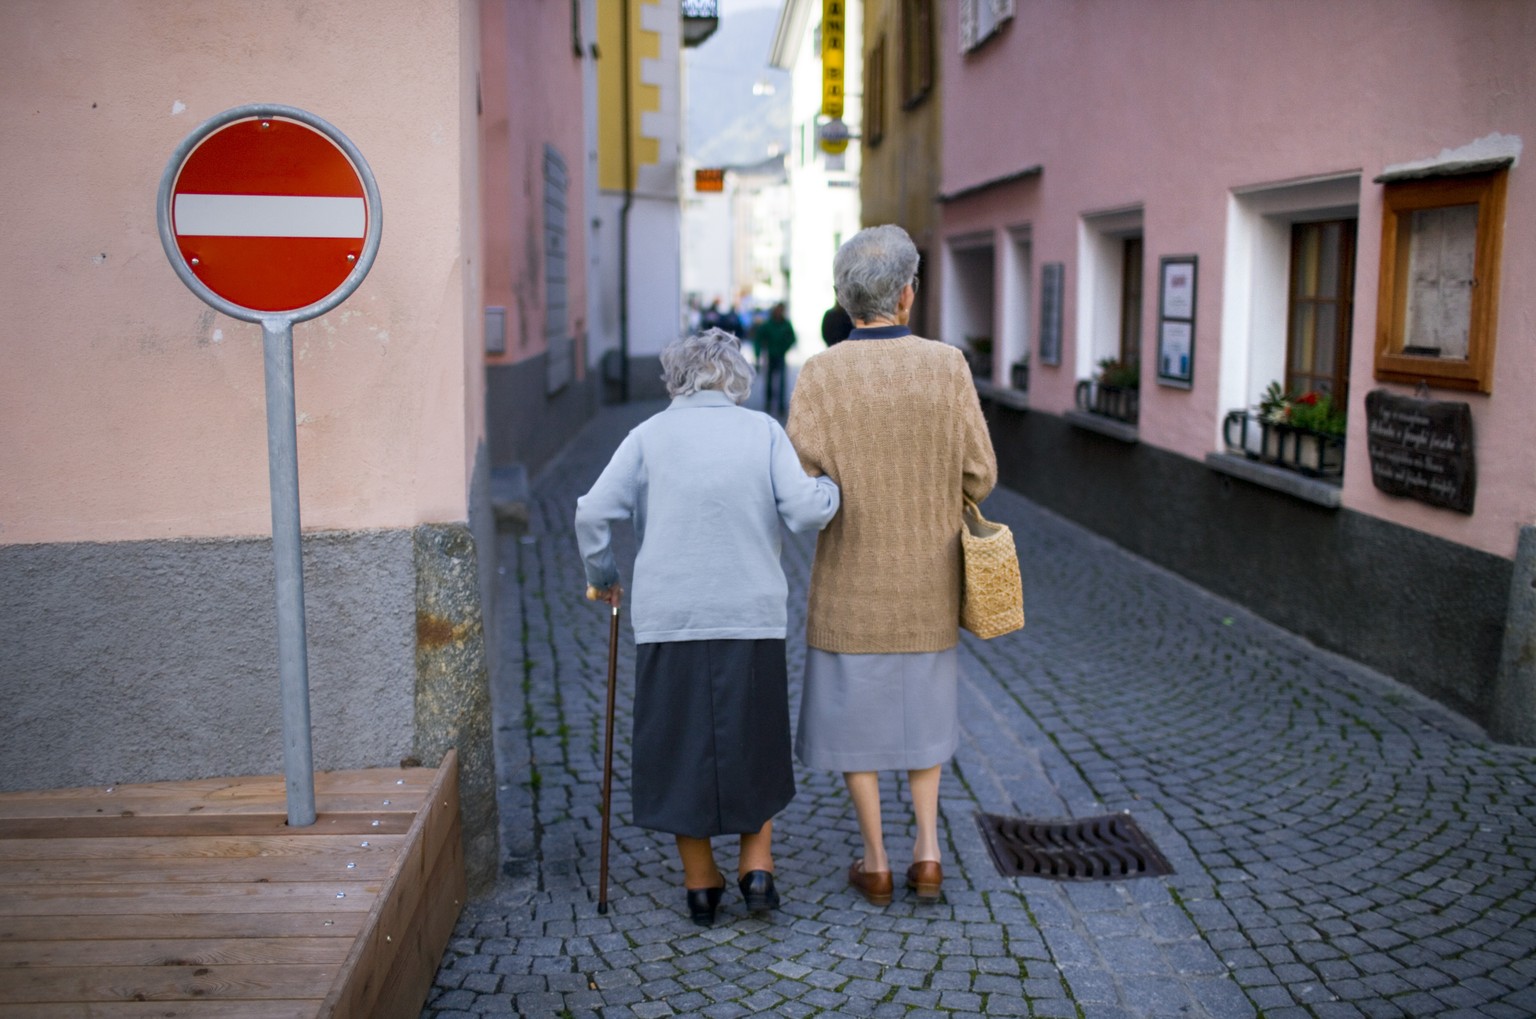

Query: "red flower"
<box><xmin>1297</xmin><ymin>391</ymin><xmax>1320</xmax><ymax>406</ymax></box>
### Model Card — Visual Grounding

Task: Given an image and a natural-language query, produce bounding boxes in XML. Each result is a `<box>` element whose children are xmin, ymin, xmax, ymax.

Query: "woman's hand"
<box><xmin>586</xmin><ymin>584</ymin><xmax>623</xmax><ymax>607</ymax></box>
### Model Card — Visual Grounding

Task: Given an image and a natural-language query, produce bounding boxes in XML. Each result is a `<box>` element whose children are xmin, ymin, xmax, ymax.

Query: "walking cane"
<box><xmin>593</xmin><ymin>588</ymin><xmax>621</xmax><ymax>914</ymax></box>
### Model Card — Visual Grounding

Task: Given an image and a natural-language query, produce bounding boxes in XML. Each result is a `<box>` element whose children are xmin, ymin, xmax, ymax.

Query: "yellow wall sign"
<box><xmin>820</xmin><ymin>0</ymin><xmax>848</xmax><ymax>153</ymax></box>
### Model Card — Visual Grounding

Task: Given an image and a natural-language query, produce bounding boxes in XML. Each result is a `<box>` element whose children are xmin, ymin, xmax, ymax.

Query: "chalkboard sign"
<box><xmin>1364</xmin><ymin>389</ymin><xmax>1476</xmax><ymax>514</ymax></box>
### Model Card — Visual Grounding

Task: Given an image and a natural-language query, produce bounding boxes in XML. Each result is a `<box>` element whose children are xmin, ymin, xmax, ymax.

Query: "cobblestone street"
<box><xmin>425</xmin><ymin>401</ymin><xmax>1536</xmax><ymax>1018</ymax></box>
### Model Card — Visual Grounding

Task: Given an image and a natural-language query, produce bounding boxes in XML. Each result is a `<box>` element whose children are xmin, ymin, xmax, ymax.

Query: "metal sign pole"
<box><xmin>158</xmin><ymin>104</ymin><xmax>381</xmax><ymax>830</ymax></box>
<box><xmin>262</xmin><ymin>318</ymin><xmax>316</xmax><ymax>827</ymax></box>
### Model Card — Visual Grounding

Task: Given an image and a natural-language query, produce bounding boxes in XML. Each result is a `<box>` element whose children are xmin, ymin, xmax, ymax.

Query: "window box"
<box><xmin>1010</xmin><ymin>359</ymin><xmax>1029</xmax><ymax>391</ymax></box>
<box><xmin>1075</xmin><ymin>379</ymin><xmax>1139</xmax><ymax>424</ymax></box>
<box><xmin>1222</xmin><ymin>409</ymin><xmax>1343</xmax><ymax>479</ymax></box>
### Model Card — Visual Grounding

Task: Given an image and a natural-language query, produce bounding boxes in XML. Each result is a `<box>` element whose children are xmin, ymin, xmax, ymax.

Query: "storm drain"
<box><xmin>975</xmin><ymin>811</ymin><xmax>1174</xmax><ymax>881</ymax></box>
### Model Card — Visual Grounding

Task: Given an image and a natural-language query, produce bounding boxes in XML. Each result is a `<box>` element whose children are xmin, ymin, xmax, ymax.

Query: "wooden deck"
<box><xmin>0</xmin><ymin>751</ymin><xmax>465</xmax><ymax>1018</ymax></box>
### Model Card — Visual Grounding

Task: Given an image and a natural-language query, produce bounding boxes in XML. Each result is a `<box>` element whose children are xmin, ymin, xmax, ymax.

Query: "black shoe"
<box><xmin>686</xmin><ymin>881</ymin><xmax>726</xmax><ymax>927</ymax></box>
<box><xmin>738</xmin><ymin>870</ymin><xmax>779</xmax><ymax>913</ymax></box>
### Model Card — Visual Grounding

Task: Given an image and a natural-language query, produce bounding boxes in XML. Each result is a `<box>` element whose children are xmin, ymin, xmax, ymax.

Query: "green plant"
<box><xmin>1284</xmin><ymin>391</ymin><xmax>1346</xmax><ymax>436</ymax></box>
<box><xmin>1096</xmin><ymin>357</ymin><xmax>1140</xmax><ymax>389</ymax></box>
<box><xmin>1256</xmin><ymin>382</ymin><xmax>1346</xmax><ymax>436</ymax></box>
<box><xmin>1258</xmin><ymin>381</ymin><xmax>1290</xmax><ymax>424</ymax></box>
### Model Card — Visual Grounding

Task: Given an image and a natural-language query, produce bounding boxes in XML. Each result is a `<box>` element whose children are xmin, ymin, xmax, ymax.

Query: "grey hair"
<box><xmin>660</xmin><ymin>328</ymin><xmax>755</xmax><ymax>403</ymax></box>
<box><xmin>833</xmin><ymin>224</ymin><xmax>920</xmax><ymax>322</ymax></box>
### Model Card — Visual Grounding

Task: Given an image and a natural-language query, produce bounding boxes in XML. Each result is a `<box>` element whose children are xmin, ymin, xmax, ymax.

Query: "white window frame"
<box><xmin>1000</xmin><ymin>225</ymin><xmax>1032</xmax><ymax>387</ymax></box>
<box><xmin>1218</xmin><ymin>173</ymin><xmax>1360</xmax><ymax>447</ymax></box>
<box><xmin>1075</xmin><ymin>206</ymin><xmax>1143</xmax><ymax>383</ymax></box>
<box><xmin>941</xmin><ymin>230</ymin><xmax>997</xmax><ymax>370</ymax></box>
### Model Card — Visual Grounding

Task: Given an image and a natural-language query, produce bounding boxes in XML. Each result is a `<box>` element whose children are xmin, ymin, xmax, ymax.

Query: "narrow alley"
<box><xmin>424</xmin><ymin>401</ymin><xmax>1536</xmax><ymax>1019</ymax></box>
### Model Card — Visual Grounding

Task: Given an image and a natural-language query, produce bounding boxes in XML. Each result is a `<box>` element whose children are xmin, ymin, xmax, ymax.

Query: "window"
<box><xmin>1286</xmin><ymin>219</ymin><xmax>1355</xmax><ymax>401</ymax></box>
<box><xmin>864</xmin><ymin>35</ymin><xmax>886</xmax><ymax>148</ymax></box>
<box><xmin>959</xmin><ymin>0</ymin><xmax>1014</xmax><ymax>53</ymax></box>
<box><xmin>1374</xmin><ymin>168</ymin><xmax>1507</xmax><ymax>393</ymax></box>
<box><xmin>900</xmin><ymin>0</ymin><xmax>934</xmax><ymax>108</ymax></box>
<box><xmin>942</xmin><ymin>234</ymin><xmax>996</xmax><ymax>380</ymax></box>
<box><xmin>1119</xmin><ymin>237</ymin><xmax>1144</xmax><ymax>370</ymax></box>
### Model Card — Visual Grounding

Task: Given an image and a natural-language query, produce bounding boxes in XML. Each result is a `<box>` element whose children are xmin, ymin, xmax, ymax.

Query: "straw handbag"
<box><xmin>960</xmin><ymin>498</ymin><xmax>1024</xmax><ymax>639</ymax></box>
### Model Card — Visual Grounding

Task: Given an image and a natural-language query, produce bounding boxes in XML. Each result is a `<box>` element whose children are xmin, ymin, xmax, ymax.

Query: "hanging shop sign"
<box><xmin>1364</xmin><ymin>389</ymin><xmax>1476</xmax><ymax>514</ymax></box>
<box><xmin>820</xmin><ymin>0</ymin><xmax>849</xmax><ymax>154</ymax></box>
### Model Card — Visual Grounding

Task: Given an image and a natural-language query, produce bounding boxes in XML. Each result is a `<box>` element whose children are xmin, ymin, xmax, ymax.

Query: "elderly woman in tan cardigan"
<box><xmin>786</xmin><ymin>224</ymin><xmax>997</xmax><ymax>905</ymax></box>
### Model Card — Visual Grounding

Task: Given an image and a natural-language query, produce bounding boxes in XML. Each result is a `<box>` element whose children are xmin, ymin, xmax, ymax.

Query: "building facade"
<box><xmin>0</xmin><ymin>0</ymin><xmax>650</xmax><ymax>892</ymax></box>
<box><xmin>857</xmin><ymin>0</ymin><xmax>942</xmax><ymax>336</ymax></box>
<box><xmin>912</xmin><ymin>0</ymin><xmax>1534</xmax><ymax>740</ymax></box>
<box><xmin>481</xmin><ymin>0</ymin><xmax>600</xmax><ymax>474</ymax></box>
<box><xmin>593</xmin><ymin>0</ymin><xmax>696</xmax><ymax>400</ymax></box>
<box><xmin>771</xmin><ymin>0</ymin><xmax>864</xmax><ymax>357</ymax></box>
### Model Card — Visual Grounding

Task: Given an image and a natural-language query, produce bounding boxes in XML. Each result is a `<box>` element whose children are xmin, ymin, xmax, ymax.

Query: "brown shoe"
<box><xmin>906</xmin><ymin>860</ymin><xmax>942</xmax><ymax>903</ymax></box>
<box><xmin>847</xmin><ymin>859</ymin><xmax>893</xmax><ymax>906</ymax></box>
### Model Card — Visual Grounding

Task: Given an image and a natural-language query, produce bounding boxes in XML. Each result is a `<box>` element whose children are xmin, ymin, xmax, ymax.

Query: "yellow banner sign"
<box><xmin>821</xmin><ymin>0</ymin><xmax>847</xmax><ymax>152</ymax></box>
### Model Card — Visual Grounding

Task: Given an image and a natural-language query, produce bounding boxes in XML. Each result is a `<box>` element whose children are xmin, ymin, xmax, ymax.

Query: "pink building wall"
<box><xmin>938</xmin><ymin>0</ymin><xmax>1534</xmax><ymax>559</ymax></box>
<box><xmin>0</xmin><ymin>0</ymin><xmax>483</xmax><ymax>547</ymax></box>
<box><xmin>479</xmin><ymin>0</ymin><xmax>588</xmax><ymax>370</ymax></box>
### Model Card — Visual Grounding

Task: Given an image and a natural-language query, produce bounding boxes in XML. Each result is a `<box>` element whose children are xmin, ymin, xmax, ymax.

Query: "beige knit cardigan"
<box><xmin>786</xmin><ymin>335</ymin><xmax>997</xmax><ymax>653</ymax></box>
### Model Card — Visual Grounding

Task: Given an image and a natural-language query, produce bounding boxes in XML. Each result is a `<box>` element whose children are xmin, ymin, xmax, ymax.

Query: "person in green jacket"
<box><xmin>753</xmin><ymin>302</ymin><xmax>796</xmax><ymax>416</ymax></box>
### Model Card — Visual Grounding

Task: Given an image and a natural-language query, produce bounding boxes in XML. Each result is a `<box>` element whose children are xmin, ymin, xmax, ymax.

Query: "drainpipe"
<box><xmin>618</xmin><ymin>0</ymin><xmax>633</xmax><ymax>401</ymax></box>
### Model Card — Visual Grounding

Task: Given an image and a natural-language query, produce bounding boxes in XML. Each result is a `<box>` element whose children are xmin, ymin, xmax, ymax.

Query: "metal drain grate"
<box><xmin>975</xmin><ymin>811</ymin><xmax>1174</xmax><ymax>881</ymax></box>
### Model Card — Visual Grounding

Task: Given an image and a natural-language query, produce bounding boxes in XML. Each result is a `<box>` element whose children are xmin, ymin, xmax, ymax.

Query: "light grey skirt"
<box><xmin>795</xmin><ymin>647</ymin><xmax>959</xmax><ymax>772</ymax></box>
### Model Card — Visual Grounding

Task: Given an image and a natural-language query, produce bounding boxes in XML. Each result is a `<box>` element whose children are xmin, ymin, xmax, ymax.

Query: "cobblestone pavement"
<box><xmin>425</xmin><ymin>401</ymin><xmax>1536</xmax><ymax>1018</ymax></box>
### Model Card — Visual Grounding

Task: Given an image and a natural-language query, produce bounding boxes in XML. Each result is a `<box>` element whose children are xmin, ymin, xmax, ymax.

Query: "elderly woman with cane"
<box><xmin>787</xmin><ymin>224</ymin><xmax>997</xmax><ymax>906</ymax></box>
<box><xmin>575</xmin><ymin>328</ymin><xmax>840</xmax><ymax>926</ymax></box>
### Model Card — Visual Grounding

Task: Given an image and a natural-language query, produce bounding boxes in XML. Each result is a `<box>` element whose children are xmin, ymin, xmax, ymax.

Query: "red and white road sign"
<box><xmin>169</xmin><ymin>116</ymin><xmax>369</xmax><ymax>314</ymax></box>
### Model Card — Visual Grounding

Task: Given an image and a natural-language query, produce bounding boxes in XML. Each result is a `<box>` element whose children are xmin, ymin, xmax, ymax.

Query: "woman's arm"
<box><xmin>574</xmin><ymin>433</ymin><xmax>642</xmax><ymax>591</ymax></box>
<box><xmin>955</xmin><ymin>354</ymin><xmax>998</xmax><ymax>505</ymax></box>
<box><xmin>785</xmin><ymin>357</ymin><xmax>825</xmax><ymax>476</ymax></box>
<box><xmin>769</xmin><ymin>421</ymin><xmax>840</xmax><ymax>533</ymax></box>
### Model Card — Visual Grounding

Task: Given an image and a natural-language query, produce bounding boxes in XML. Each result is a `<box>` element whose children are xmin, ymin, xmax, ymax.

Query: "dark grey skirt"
<box><xmin>632</xmin><ymin>639</ymin><xmax>795</xmax><ymax>839</ymax></box>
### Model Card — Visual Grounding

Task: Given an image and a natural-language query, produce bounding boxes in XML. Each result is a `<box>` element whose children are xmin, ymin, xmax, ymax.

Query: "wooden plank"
<box><xmin>0</xmin><ymin>935</ymin><xmax>351</xmax><ymax>967</ymax></box>
<box><xmin>0</xmin><ymin>1003</ymin><xmax>319</xmax><ymax>1019</ymax></box>
<box><xmin>0</xmin><ymin>768</ymin><xmax>436</xmax><ymax>807</ymax></box>
<box><xmin>0</xmin><ymin>793</ymin><xmax>428</xmax><ymax>820</ymax></box>
<box><xmin>0</xmin><ymin>963</ymin><xmax>339</xmax><ymax>1004</ymax></box>
<box><xmin>367</xmin><ymin>810</ymin><xmax>466</xmax><ymax>1019</ymax></box>
<box><xmin>0</xmin><ymin>911</ymin><xmax>364</xmax><ymax>942</ymax></box>
<box><xmin>0</xmin><ymin>851</ymin><xmax>395</xmax><ymax>885</ymax></box>
<box><xmin>319</xmin><ymin>750</ymin><xmax>465</xmax><ymax>1019</ymax></box>
<box><xmin>0</xmin><ymin>881</ymin><xmax>380</xmax><ymax>916</ymax></box>
<box><xmin>0</xmin><ymin>811</ymin><xmax>414</xmax><ymax>840</ymax></box>
<box><xmin>0</xmin><ymin>833</ymin><xmax>406</xmax><ymax>863</ymax></box>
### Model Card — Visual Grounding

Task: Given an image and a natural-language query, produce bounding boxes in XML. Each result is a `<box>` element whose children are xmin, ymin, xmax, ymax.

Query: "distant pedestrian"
<box><xmin>575</xmin><ymin>329</ymin><xmax>840</xmax><ymax>927</ymax></box>
<box><xmin>787</xmin><ymin>225</ymin><xmax>997</xmax><ymax>907</ymax></box>
<box><xmin>752</xmin><ymin>302</ymin><xmax>796</xmax><ymax>416</ymax></box>
<box><xmin>821</xmin><ymin>300</ymin><xmax>853</xmax><ymax>346</ymax></box>
<box><xmin>701</xmin><ymin>298</ymin><xmax>741</xmax><ymax>339</ymax></box>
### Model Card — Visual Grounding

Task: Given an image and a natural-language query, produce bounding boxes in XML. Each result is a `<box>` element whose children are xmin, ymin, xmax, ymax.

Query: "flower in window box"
<box><xmin>1258</xmin><ymin>381</ymin><xmax>1291</xmax><ymax>425</ymax></box>
<box><xmin>1284</xmin><ymin>391</ymin><xmax>1346</xmax><ymax>437</ymax></box>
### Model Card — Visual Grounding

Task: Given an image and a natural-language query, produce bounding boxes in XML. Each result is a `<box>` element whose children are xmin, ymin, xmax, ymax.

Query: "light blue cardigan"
<box><xmin>575</xmin><ymin>391</ymin><xmax>840</xmax><ymax>644</ymax></box>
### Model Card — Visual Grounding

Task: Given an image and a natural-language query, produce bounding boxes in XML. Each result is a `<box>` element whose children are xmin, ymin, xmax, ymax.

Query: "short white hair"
<box><xmin>660</xmin><ymin>328</ymin><xmax>755</xmax><ymax>403</ymax></box>
<box><xmin>834</xmin><ymin>224</ymin><xmax>920</xmax><ymax>322</ymax></box>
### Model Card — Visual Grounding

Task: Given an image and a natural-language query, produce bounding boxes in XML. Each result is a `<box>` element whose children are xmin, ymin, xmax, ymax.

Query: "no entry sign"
<box><xmin>158</xmin><ymin>105</ymin><xmax>381</xmax><ymax>322</ymax></box>
<box><xmin>153</xmin><ymin>105</ymin><xmax>383</xmax><ymax>827</ymax></box>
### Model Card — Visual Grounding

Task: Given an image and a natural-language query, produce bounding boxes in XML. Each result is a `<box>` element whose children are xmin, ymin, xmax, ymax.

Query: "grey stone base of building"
<box><xmin>982</xmin><ymin>400</ymin><xmax>1518</xmax><ymax>736</ymax></box>
<box><xmin>486</xmin><ymin>355</ymin><xmax>599</xmax><ymax>475</ymax></box>
<box><xmin>0</xmin><ymin>522</ymin><xmax>499</xmax><ymax>890</ymax></box>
